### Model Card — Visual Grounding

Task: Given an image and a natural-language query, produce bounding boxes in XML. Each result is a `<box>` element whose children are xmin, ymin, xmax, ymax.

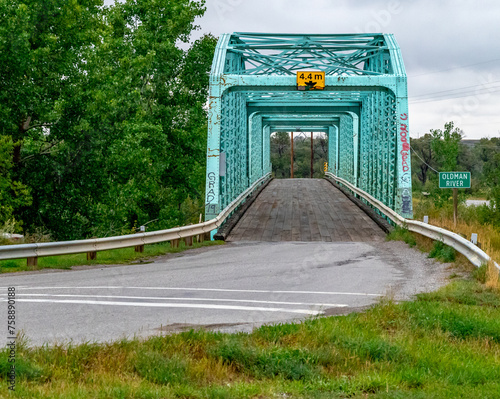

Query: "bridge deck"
<box><xmin>227</xmin><ymin>179</ymin><xmax>386</xmax><ymax>242</ymax></box>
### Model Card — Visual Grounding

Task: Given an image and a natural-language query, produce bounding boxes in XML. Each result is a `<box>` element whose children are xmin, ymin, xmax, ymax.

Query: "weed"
<box><xmin>134</xmin><ymin>352</ymin><xmax>190</xmax><ymax>385</ymax></box>
<box><xmin>210</xmin><ymin>339</ymin><xmax>318</xmax><ymax>381</ymax></box>
<box><xmin>417</xmin><ymin>280</ymin><xmax>500</xmax><ymax>308</ymax></box>
<box><xmin>338</xmin><ymin>336</ymin><xmax>404</xmax><ymax>362</ymax></box>
<box><xmin>428</xmin><ymin>241</ymin><xmax>456</xmax><ymax>263</ymax></box>
<box><xmin>485</xmin><ymin>260</ymin><xmax>500</xmax><ymax>291</ymax></box>
<box><xmin>473</xmin><ymin>264</ymin><xmax>488</xmax><ymax>283</ymax></box>
<box><xmin>386</xmin><ymin>226</ymin><xmax>416</xmax><ymax>247</ymax></box>
<box><xmin>0</xmin><ymin>350</ymin><xmax>45</xmax><ymax>382</ymax></box>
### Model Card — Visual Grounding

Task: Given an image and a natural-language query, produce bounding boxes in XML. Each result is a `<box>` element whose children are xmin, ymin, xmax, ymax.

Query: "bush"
<box><xmin>386</xmin><ymin>226</ymin><xmax>416</xmax><ymax>247</ymax></box>
<box><xmin>428</xmin><ymin>241</ymin><xmax>456</xmax><ymax>263</ymax></box>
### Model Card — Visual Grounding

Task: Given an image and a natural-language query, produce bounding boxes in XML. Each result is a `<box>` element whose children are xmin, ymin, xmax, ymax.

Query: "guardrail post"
<box><xmin>171</xmin><ymin>239</ymin><xmax>180</xmax><ymax>249</ymax></box>
<box><xmin>135</xmin><ymin>226</ymin><xmax>146</xmax><ymax>252</ymax></box>
<box><xmin>184</xmin><ymin>236</ymin><xmax>193</xmax><ymax>247</ymax></box>
<box><xmin>87</xmin><ymin>252</ymin><xmax>97</xmax><ymax>260</ymax></box>
<box><xmin>197</xmin><ymin>214</ymin><xmax>203</xmax><ymax>243</ymax></box>
<box><xmin>27</xmin><ymin>257</ymin><xmax>38</xmax><ymax>267</ymax></box>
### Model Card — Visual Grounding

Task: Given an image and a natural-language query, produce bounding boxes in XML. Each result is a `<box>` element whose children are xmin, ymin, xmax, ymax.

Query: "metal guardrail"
<box><xmin>2</xmin><ymin>171</ymin><xmax>497</xmax><ymax>271</ymax></box>
<box><xmin>0</xmin><ymin>173</ymin><xmax>272</xmax><ymax>262</ymax></box>
<box><xmin>325</xmin><ymin>172</ymin><xmax>499</xmax><ymax>270</ymax></box>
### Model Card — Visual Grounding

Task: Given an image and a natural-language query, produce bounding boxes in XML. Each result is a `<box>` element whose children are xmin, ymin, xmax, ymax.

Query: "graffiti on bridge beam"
<box><xmin>399</xmin><ymin>113</ymin><xmax>411</xmax><ymax>186</ymax></box>
<box><xmin>401</xmin><ymin>188</ymin><xmax>412</xmax><ymax>215</ymax></box>
<box><xmin>205</xmin><ymin>203</ymin><xmax>220</xmax><ymax>215</ymax></box>
<box><xmin>205</xmin><ymin>172</ymin><xmax>219</xmax><ymax>215</ymax></box>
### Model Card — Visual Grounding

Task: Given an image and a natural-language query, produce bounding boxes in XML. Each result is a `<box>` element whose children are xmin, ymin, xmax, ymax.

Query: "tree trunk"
<box><xmin>13</xmin><ymin>143</ymin><xmax>21</xmax><ymax>165</ymax></box>
<box><xmin>14</xmin><ymin>117</ymin><xmax>30</xmax><ymax>166</ymax></box>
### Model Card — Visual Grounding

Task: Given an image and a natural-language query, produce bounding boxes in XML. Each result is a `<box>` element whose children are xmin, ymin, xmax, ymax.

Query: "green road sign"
<box><xmin>439</xmin><ymin>172</ymin><xmax>471</xmax><ymax>188</ymax></box>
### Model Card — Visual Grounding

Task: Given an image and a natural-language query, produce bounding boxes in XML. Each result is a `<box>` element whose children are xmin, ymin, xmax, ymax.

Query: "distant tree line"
<box><xmin>271</xmin><ymin>132</ymin><xmax>328</xmax><ymax>179</ymax></box>
<box><xmin>0</xmin><ymin>0</ymin><xmax>216</xmax><ymax>240</ymax></box>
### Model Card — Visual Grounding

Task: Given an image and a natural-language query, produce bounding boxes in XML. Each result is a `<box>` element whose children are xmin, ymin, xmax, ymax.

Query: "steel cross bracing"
<box><xmin>206</xmin><ymin>33</ymin><xmax>412</xmax><ymax>225</ymax></box>
<box><xmin>224</xmin><ymin>33</ymin><xmax>392</xmax><ymax>76</ymax></box>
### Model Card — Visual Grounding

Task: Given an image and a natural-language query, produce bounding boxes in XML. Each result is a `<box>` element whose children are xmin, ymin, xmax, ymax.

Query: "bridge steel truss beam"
<box><xmin>206</xmin><ymin>33</ymin><xmax>412</xmax><ymax>223</ymax></box>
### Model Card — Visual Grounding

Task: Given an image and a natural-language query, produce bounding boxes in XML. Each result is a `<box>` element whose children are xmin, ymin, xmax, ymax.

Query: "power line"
<box><xmin>411</xmin><ymin>80</ymin><xmax>500</xmax><ymax>99</ymax></box>
<box><xmin>410</xmin><ymin>87</ymin><xmax>500</xmax><ymax>104</ymax></box>
<box><xmin>408</xmin><ymin>58</ymin><xmax>500</xmax><ymax>78</ymax></box>
<box><xmin>409</xmin><ymin>146</ymin><xmax>439</xmax><ymax>174</ymax></box>
<box><xmin>458</xmin><ymin>120</ymin><xmax>500</xmax><ymax>126</ymax></box>
<box><xmin>410</xmin><ymin>86</ymin><xmax>500</xmax><ymax>102</ymax></box>
<box><xmin>410</xmin><ymin>84</ymin><xmax>500</xmax><ymax>103</ymax></box>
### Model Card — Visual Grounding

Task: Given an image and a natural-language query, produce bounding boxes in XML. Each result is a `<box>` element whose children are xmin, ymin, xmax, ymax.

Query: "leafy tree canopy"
<box><xmin>0</xmin><ymin>0</ymin><xmax>216</xmax><ymax>240</ymax></box>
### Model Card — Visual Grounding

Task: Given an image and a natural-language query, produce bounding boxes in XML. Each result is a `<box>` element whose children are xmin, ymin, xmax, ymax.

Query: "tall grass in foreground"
<box><xmin>0</xmin><ymin>279</ymin><xmax>499</xmax><ymax>398</ymax></box>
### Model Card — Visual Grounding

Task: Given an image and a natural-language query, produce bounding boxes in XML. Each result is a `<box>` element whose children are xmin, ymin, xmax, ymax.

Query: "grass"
<box><xmin>1</xmin><ymin>278</ymin><xmax>500</xmax><ymax>398</ymax></box>
<box><xmin>0</xmin><ymin>240</ymin><xmax>224</xmax><ymax>273</ymax></box>
<box><xmin>413</xmin><ymin>197</ymin><xmax>500</xmax><ymax>254</ymax></box>
<box><xmin>428</xmin><ymin>241</ymin><xmax>456</xmax><ymax>263</ymax></box>
<box><xmin>412</xmin><ymin>196</ymin><xmax>500</xmax><ymax>289</ymax></box>
<box><xmin>386</xmin><ymin>226</ymin><xmax>417</xmax><ymax>248</ymax></box>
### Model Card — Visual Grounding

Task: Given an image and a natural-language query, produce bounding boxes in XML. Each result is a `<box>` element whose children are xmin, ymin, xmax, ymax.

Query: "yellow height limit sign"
<box><xmin>297</xmin><ymin>71</ymin><xmax>325</xmax><ymax>90</ymax></box>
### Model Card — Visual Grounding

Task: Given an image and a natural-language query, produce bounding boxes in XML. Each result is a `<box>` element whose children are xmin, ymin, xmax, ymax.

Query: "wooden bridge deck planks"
<box><xmin>227</xmin><ymin>179</ymin><xmax>386</xmax><ymax>243</ymax></box>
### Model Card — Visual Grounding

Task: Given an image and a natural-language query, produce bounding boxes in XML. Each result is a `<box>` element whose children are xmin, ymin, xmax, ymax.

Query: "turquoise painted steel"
<box><xmin>205</xmin><ymin>33</ymin><xmax>413</xmax><ymax>222</ymax></box>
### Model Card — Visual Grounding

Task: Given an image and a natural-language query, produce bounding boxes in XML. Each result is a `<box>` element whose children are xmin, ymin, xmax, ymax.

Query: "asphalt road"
<box><xmin>0</xmin><ymin>241</ymin><xmax>449</xmax><ymax>346</ymax></box>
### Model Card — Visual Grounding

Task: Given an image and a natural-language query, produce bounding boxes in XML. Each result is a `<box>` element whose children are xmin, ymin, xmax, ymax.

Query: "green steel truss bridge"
<box><xmin>205</xmin><ymin>33</ymin><xmax>413</xmax><ymax>225</ymax></box>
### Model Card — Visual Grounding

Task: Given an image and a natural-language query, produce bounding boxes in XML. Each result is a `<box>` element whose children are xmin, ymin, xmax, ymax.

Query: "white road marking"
<box><xmin>2</xmin><ymin>293</ymin><xmax>348</xmax><ymax>308</ymax></box>
<box><xmin>0</xmin><ymin>299</ymin><xmax>322</xmax><ymax>315</ymax></box>
<box><xmin>0</xmin><ymin>286</ymin><xmax>28</xmax><ymax>289</ymax></box>
<box><xmin>12</xmin><ymin>286</ymin><xmax>383</xmax><ymax>296</ymax></box>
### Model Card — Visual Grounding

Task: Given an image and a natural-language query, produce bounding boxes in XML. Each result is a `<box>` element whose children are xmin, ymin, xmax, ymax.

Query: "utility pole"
<box><xmin>310</xmin><ymin>132</ymin><xmax>314</xmax><ymax>178</ymax></box>
<box><xmin>290</xmin><ymin>132</ymin><xmax>294</xmax><ymax>178</ymax></box>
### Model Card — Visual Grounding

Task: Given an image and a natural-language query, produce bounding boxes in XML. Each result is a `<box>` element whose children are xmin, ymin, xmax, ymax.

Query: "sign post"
<box><xmin>439</xmin><ymin>172</ymin><xmax>471</xmax><ymax>226</ymax></box>
<box><xmin>310</xmin><ymin>132</ymin><xmax>314</xmax><ymax>178</ymax></box>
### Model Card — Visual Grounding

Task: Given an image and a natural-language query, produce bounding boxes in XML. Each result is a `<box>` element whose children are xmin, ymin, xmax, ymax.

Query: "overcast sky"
<box><xmin>106</xmin><ymin>0</ymin><xmax>500</xmax><ymax>140</ymax></box>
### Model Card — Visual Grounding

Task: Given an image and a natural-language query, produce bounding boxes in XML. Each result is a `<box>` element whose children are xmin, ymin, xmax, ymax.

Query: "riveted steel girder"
<box><xmin>206</xmin><ymin>33</ymin><xmax>412</xmax><ymax>223</ymax></box>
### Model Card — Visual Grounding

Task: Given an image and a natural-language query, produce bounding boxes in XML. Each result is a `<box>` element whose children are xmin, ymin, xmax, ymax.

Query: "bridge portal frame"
<box><xmin>206</xmin><ymin>33</ymin><xmax>412</xmax><ymax>223</ymax></box>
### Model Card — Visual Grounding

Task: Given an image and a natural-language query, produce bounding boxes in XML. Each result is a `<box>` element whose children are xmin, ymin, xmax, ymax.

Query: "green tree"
<box><xmin>0</xmin><ymin>0</ymin><xmax>98</xmax><ymax>230</ymax></box>
<box><xmin>270</xmin><ymin>132</ymin><xmax>328</xmax><ymax>179</ymax></box>
<box><xmin>430</xmin><ymin>121</ymin><xmax>463</xmax><ymax>171</ymax></box>
<box><xmin>0</xmin><ymin>0</ymin><xmax>103</xmax><ymax>167</ymax></box>
<box><xmin>480</xmin><ymin>144</ymin><xmax>500</xmax><ymax>226</ymax></box>
<box><xmin>1</xmin><ymin>0</ymin><xmax>214</xmax><ymax>240</ymax></box>
<box><xmin>473</xmin><ymin>137</ymin><xmax>500</xmax><ymax>189</ymax></box>
<box><xmin>271</xmin><ymin>132</ymin><xmax>291</xmax><ymax>178</ymax></box>
<box><xmin>0</xmin><ymin>135</ymin><xmax>30</xmax><ymax>228</ymax></box>
<box><xmin>423</xmin><ymin>122</ymin><xmax>465</xmax><ymax>207</ymax></box>
<box><xmin>410</xmin><ymin>133</ymin><xmax>436</xmax><ymax>187</ymax></box>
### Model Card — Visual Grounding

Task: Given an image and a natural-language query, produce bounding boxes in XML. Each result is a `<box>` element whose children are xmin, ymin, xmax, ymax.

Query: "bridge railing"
<box><xmin>325</xmin><ymin>172</ymin><xmax>499</xmax><ymax>270</ymax></box>
<box><xmin>0</xmin><ymin>174</ymin><xmax>272</xmax><ymax>264</ymax></box>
